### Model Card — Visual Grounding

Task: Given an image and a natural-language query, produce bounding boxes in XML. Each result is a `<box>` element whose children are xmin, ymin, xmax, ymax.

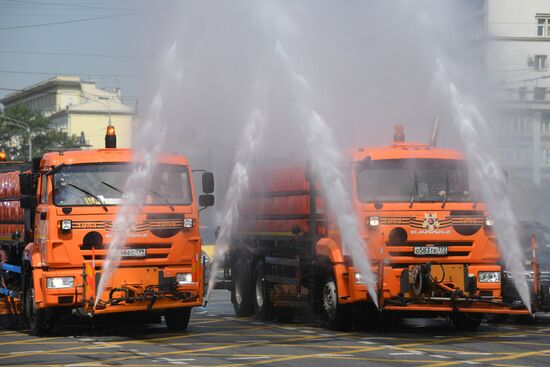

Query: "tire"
<box><xmin>252</xmin><ymin>261</ymin><xmax>272</xmax><ymax>320</ymax></box>
<box><xmin>231</xmin><ymin>258</ymin><xmax>254</xmax><ymax>317</ymax></box>
<box><xmin>451</xmin><ymin>312</ymin><xmax>483</xmax><ymax>331</ymax></box>
<box><xmin>321</xmin><ymin>276</ymin><xmax>352</xmax><ymax>330</ymax></box>
<box><xmin>165</xmin><ymin>307</ymin><xmax>191</xmax><ymax>331</ymax></box>
<box><xmin>24</xmin><ymin>274</ymin><xmax>50</xmax><ymax>337</ymax></box>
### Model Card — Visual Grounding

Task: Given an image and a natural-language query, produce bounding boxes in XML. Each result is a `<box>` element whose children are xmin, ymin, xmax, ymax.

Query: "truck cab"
<box><xmin>2</xmin><ymin>126</ymin><xmax>215</xmax><ymax>335</ymax></box>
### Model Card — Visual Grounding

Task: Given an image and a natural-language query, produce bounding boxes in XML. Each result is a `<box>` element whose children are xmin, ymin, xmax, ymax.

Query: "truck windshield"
<box><xmin>356</xmin><ymin>158</ymin><xmax>470</xmax><ymax>203</ymax></box>
<box><xmin>52</xmin><ymin>163</ymin><xmax>192</xmax><ymax>206</ymax></box>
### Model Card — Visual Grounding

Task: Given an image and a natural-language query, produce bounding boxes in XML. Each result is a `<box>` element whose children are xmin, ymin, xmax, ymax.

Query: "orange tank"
<box><xmin>0</xmin><ymin>171</ymin><xmax>25</xmax><ymax>241</ymax></box>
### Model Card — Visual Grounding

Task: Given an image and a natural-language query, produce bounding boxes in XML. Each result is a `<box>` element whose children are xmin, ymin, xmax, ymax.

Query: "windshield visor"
<box><xmin>53</xmin><ymin>163</ymin><xmax>192</xmax><ymax>206</ymax></box>
<box><xmin>356</xmin><ymin>158</ymin><xmax>469</xmax><ymax>202</ymax></box>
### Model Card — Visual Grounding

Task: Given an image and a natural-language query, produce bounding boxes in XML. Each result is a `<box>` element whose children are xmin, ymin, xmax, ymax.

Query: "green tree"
<box><xmin>0</xmin><ymin>104</ymin><xmax>81</xmax><ymax>161</ymax></box>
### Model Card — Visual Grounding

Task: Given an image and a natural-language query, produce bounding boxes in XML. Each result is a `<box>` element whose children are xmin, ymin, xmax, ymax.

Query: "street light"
<box><xmin>0</xmin><ymin>115</ymin><xmax>32</xmax><ymax>162</ymax></box>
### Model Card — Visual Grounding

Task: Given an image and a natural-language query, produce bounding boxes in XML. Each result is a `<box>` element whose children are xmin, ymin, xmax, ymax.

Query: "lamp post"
<box><xmin>0</xmin><ymin>115</ymin><xmax>32</xmax><ymax>161</ymax></box>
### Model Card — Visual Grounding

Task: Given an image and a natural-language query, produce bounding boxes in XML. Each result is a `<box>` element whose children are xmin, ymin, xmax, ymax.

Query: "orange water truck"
<box><xmin>0</xmin><ymin>126</ymin><xmax>214</xmax><ymax>335</ymax></box>
<box><xmin>220</xmin><ymin>125</ymin><xmax>530</xmax><ymax>330</ymax></box>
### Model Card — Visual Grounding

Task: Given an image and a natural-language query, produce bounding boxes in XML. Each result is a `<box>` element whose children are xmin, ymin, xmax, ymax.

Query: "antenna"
<box><xmin>429</xmin><ymin>116</ymin><xmax>440</xmax><ymax>147</ymax></box>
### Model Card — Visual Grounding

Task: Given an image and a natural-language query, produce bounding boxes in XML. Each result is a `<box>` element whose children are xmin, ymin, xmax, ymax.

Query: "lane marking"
<box><xmin>0</xmin><ymin>336</ymin><xmax>61</xmax><ymax>346</ymax></box>
<box><xmin>9</xmin><ymin>350</ymin><xmax>44</xmax><ymax>354</ymax></box>
<box><xmin>227</xmin><ymin>357</ymin><xmax>271</xmax><ymax>360</ymax></box>
<box><xmin>415</xmin><ymin>348</ymin><xmax>550</xmax><ymax>367</ymax></box>
<box><xmin>90</xmin><ymin>331</ymin><xmax>356</xmax><ymax>365</ymax></box>
<box><xmin>497</xmin><ymin>334</ymin><xmax>527</xmax><ymax>338</ymax></box>
<box><xmin>0</xmin><ymin>328</ymin><xmax>266</xmax><ymax>361</ymax></box>
<box><xmin>389</xmin><ymin>350</ymin><xmax>424</xmax><ymax>356</ymax></box>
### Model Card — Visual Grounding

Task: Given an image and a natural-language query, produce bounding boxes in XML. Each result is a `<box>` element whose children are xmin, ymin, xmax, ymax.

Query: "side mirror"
<box><xmin>20</xmin><ymin>195</ymin><xmax>38</xmax><ymax>210</ymax></box>
<box><xmin>202</xmin><ymin>172</ymin><xmax>214</xmax><ymax>194</ymax></box>
<box><xmin>199</xmin><ymin>194</ymin><xmax>214</xmax><ymax>207</ymax></box>
<box><xmin>19</xmin><ymin>173</ymin><xmax>34</xmax><ymax>196</ymax></box>
<box><xmin>356</xmin><ymin>155</ymin><xmax>372</xmax><ymax>173</ymax></box>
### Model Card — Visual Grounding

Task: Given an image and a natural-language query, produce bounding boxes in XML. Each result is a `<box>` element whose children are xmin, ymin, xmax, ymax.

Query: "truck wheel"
<box><xmin>321</xmin><ymin>277</ymin><xmax>352</xmax><ymax>330</ymax></box>
<box><xmin>24</xmin><ymin>276</ymin><xmax>49</xmax><ymax>336</ymax></box>
<box><xmin>451</xmin><ymin>313</ymin><xmax>482</xmax><ymax>331</ymax></box>
<box><xmin>232</xmin><ymin>258</ymin><xmax>253</xmax><ymax>317</ymax></box>
<box><xmin>165</xmin><ymin>307</ymin><xmax>191</xmax><ymax>331</ymax></box>
<box><xmin>252</xmin><ymin>261</ymin><xmax>272</xmax><ymax>320</ymax></box>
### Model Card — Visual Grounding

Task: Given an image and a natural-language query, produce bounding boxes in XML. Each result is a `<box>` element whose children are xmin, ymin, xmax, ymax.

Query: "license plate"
<box><xmin>119</xmin><ymin>248</ymin><xmax>146</xmax><ymax>257</ymax></box>
<box><xmin>413</xmin><ymin>246</ymin><xmax>448</xmax><ymax>256</ymax></box>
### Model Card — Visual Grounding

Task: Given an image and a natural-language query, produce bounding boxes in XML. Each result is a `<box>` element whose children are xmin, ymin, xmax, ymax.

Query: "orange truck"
<box><xmin>222</xmin><ymin>125</ymin><xmax>530</xmax><ymax>330</ymax></box>
<box><xmin>0</xmin><ymin>126</ymin><xmax>214</xmax><ymax>335</ymax></box>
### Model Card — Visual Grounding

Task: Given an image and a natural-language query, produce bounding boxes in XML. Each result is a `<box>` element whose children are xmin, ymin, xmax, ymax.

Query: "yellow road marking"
<box><xmin>87</xmin><ymin>331</ymin><xmax>354</xmax><ymax>365</ymax></box>
<box><xmin>498</xmin><ymin>341</ymin><xmax>550</xmax><ymax>346</ymax></box>
<box><xmin>208</xmin><ymin>345</ymin><xmax>386</xmax><ymax>367</ymax></box>
<box><xmin>0</xmin><ymin>336</ymin><xmax>61</xmax><ymax>346</ymax></box>
<box><xmin>416</xmin><ymin>349</ymin><xmax>550</xmax><ymax>367</ymax></box>
<box><xmin>0</xmin><ymin>325</ymin><xmax>273</xmax><ymax>361</ymax></box>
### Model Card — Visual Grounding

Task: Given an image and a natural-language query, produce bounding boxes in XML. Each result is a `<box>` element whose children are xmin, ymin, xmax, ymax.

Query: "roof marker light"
<box><xmin>105</xmin><ymin>125</ymin><xmax>117</xmax><ymax>149</ymax></box>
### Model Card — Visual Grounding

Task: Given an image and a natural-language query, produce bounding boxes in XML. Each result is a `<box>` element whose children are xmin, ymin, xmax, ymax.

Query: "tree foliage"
<box><xmin>0</xmin><ymin>104</ymin><xmax>81</xmax><ymax>161</ymax></box>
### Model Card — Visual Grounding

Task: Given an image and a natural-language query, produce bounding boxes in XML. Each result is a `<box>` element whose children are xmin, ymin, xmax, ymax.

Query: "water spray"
<box><xmin>95</xmin><ymin>43</ymin><xmax>182</xmax><ymax>305</ymax></box>
<box><xmin>435</xmin><ymin>59</ymin><xmax>532</xmax><ymax>312</ymax></box>
<box><xmin>206</xmin><ymin>110</ymin><xmax>266</xmax><ymax>301</ymax></box>
<box><xmin>274</xmin><ymin>40</ymin><xmax>379</xmax><ymax>307</ymax></box>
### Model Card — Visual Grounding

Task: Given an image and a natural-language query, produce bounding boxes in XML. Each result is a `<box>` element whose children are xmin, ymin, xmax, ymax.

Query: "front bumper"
<box><xmin>339</xmin><ymin>264</ymin><xmax>530</xmax><ymax>315</ymax></box>
<box><xmin>502</xmin><ymin>272</ymin><xmax>550</xmax><ymax>312</ymax></box>
<box><xmin>39</xmin><ymin>266</ymin><xmax>203</xmax><ymax>314</ymax></box>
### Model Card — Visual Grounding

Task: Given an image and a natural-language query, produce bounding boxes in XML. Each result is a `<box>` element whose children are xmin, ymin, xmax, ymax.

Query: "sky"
<box><xmin>0</xmin><ymin>0</ymin><xmax>160</xmax><ymax>105</ymax></box>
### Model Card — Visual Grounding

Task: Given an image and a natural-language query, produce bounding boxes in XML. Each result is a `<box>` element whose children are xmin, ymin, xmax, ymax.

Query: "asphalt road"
<box><xmin>0</xmin><ymin>290</ymin><xmax>549</xmax><ymax>367</ymax></box>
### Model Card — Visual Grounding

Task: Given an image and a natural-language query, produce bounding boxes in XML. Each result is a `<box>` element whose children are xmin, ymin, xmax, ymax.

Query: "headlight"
<box><xmin>478</xmin><ymin>271</ymin><xmax>501</xmax><ymax>283</ymax></box>
<box><xmin>183</xmin><ymin>218</ymin><xmax>194</xmax><ymax>228</ymax></box>
<box><xmin>60</xmin><ymin>219</ymin><xmax>72</xmax><ymax>231</ymax></box>
<box><xmin>354</xmin><ymin>272</ymin><xmax>365</xmax><ymax>284</ymax></box>
<box><xmin>368</xmin><ymin>216</ymin><xmax>380</xmax><ymax>226</ymax></box>
<box><xmin>176</xmin><ymin>273</ymin><xmax>193</xmax><ymax>284</ymax></box>
<box><xmin>485</xmin><ymin>217</ymin><xmax>494</xmax><ymax>227</ymax></box>
<box><xmin>46</xmin><ymin>277</ymin><xmax>74</xmax><ymax>289</ymax></box>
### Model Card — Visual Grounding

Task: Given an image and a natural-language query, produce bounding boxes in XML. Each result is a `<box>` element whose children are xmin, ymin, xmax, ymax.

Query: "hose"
<box><xmin>427</xmin><ymin>261</ymin><xmax>446</xmax><ymax>284</ymax></box>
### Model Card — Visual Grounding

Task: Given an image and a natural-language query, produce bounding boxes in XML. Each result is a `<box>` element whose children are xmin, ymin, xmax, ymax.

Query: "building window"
<box><xmin>511</xmin><ymin>116</ymin><xmax>531</xmax><ymax>134</ymax></box>
<box><xmin>542</xmin><ymin>120</ymin><xmax>550</xmax><ymax>135</ymax></box>
<box><xmin>535</xmin><ymin>55</ymin><xmax>547</xmax><ymax>70</ymax></box>
<box><xmin>537</xmin><ymin>17</ymin><xmax>550</xmax><ymax>37</ymax></box>
<box><xmin>519</xmin><ymin>86</ymin><xmax>527</xmax><ymax>100</ymax></box>
<box><xmin>534</xmin><ymin>87</ymin><xmax>547</xmax><ymax>100</ymax></box>
<box><xmin>543</xmin><ymin>148</ymin><xmax>550</xmax><ymax>166</ymax></box>
<box><xmin>513</xmin><ymin>150</ymin><xmax>531</xmax><ymax>164</ymax></box>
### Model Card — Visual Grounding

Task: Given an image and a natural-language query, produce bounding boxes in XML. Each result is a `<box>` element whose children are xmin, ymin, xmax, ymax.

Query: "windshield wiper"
<box><xmin>101</xmin><ymin>181</ymin><xmax>123</xmax><ymax>194</ymax></box>
<box><xmin>441</xmin><ymin>170</ymin><xmax>448</xmax><ymax>209</ymax></box>
<box><xmin>142</xmin><ymin>185</ymin><xmax>175</xmax><ymax>212</ymax></box>
<box><xmin>409</xmin><ymin>171</ymin><xmax>418</xmax><ymax>208</ymax></box>
<box><xmin>47</xmin><ymin>163</ymin><xmax>67</xmax><ymax>176</ymax></box>
<box><xmin>66</xmin><ymin>183</ymin><xmax>108</xmax><ymax>212</ymax></box>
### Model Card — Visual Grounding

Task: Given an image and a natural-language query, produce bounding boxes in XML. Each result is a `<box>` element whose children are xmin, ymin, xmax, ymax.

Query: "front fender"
<box><xmin>315</xmin><ymin>237</ymin><xmax>344</xmax><ymax>264</ymax></box>
<box><xmin>316</xmin><ymin>238</ymin><xmax>351</xmax><ymax>302</ymax></box>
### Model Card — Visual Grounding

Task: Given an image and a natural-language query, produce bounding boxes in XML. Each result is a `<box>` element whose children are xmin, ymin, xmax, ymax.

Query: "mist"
<box><xmin>120</xmin><ymin>0</ymin><xmax>535</xmax><ymax>310</ymax></box>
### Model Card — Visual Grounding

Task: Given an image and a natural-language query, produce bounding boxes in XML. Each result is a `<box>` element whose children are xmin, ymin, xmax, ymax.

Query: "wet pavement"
<box><xmin>0</xmin><ymin>290</ymin><xmax>549</xmax><ymax>367</ymax></box>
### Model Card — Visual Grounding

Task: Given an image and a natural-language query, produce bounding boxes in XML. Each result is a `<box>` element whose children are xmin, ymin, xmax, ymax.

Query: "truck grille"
<box><xmin>80</xmin><ymin>242</ymin><xmax>172</xmax><ymax>261</ymax></box>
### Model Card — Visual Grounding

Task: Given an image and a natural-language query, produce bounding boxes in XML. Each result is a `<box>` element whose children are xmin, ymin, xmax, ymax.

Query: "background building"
<box><xmin>0</xmin><ymin>76</ymin><xmax>134</xmax><ymax>149</ymax></box>
<box><xmin>470</xmin><ymin>0</ymin><xmax>550</xmax><ymax>186</ymax></box>
<box><xmin>461</xmin><ymin>0</ymin><xmax>550</xmax><ymax>222</ymax></box>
